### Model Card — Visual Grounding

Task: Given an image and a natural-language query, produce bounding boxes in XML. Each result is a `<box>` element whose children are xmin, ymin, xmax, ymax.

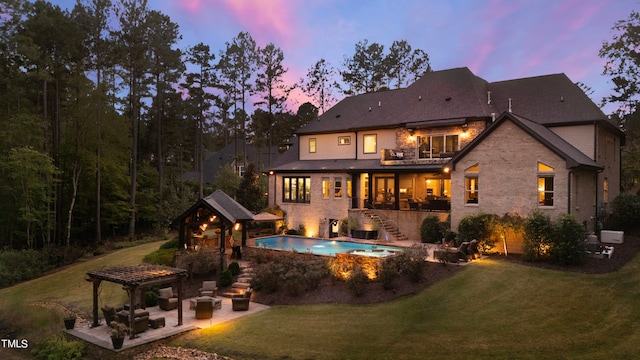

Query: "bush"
<box><xmin>0</xmin><ymin>249</ymin><xmax>53</xmax><ymax>288</ymax></box>
<box><xmin>228</xmin><ymin>261</ymin><xmax>241</xmax><ymax>276</ymax></box>
<box><xmin>144</xmin><ymin>290</ymin><xmax>158</xmax><ymax>307</ymax></box>
<box><xmin>160</xmin><ymin>237</ymin><xmax>180</xmax><ymax>249</ymax></box>
<box><xmin>420</xmin><ymin>216</ymin><xmax>444</xmax><ymax>243</ymax></box>
<box><xmin>458</xmin><ymin>213</ymin><xmax>498</xmax><ymax>251</ymax></box>
<box><xmin>610</xmin><ymin>192</ymin><xmax>640</xmax><ymax>232</ymax></box>
<box><xmin>175</xmin><ymin>250</ymin><xmax>220</xmax><ymax>275</ymax></box>
<box><xmin>251</xmin><ymin>252</ymin><xmax>329</xmax><ymax>295</ymax></box>
<box><xmin>32</xmin><ymin>336</ymin><xmax>85</xmax><ymax>360</ymax></box>
<box><xmin>395</xmin><ymin>245</ymin><xmax>429</xmax><ymax>282</ymax></box>
<box><xmin>379</xmin><ymin>257</ymin><xmax>399</xmax><ymax>290</ymax></box>
<box><xmin>340</xmin><ymin>216</ymin><xmax>359</xmax><ymax>236</ymax></box>
<box><xmin>219</xmin><ymin>270</ymin><xmax>233</xmax><ymax>287</ymax></box>
<box><xmin>346</xmin><ymin>266</ymin><xmax>367</xmax><ymax>297</ymax></box>
<box><xmin>523</xmin><ymin>210</ymin><xmax>553</xmax><ymax>262</ymax></box>
<box><xmin>548</xmin><ymin>214</ymin><xmax>587</xmax><ymax>265</ymax></box>
<box><xmin>282</xmin><ymin>269</ymin><xmax>304</xmax><ymax>296</ymax></box>
<box><xmin>251</xmin><ymin>262</ymin><xmax>283</xmax><ymax>293</ymax></box>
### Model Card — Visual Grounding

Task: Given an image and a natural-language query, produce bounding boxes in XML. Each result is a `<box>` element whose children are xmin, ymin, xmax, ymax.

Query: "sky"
<box><xmin>50</xmin><ymin>0</ymin><xmax>638</xmax><ymax>115</ymax></box>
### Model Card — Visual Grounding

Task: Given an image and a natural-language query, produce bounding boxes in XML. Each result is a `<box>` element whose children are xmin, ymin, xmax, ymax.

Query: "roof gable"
<box><xmin>451</xmin><ymin>111</ymin><xmax>602</xmax><ymax>171</ymax></box>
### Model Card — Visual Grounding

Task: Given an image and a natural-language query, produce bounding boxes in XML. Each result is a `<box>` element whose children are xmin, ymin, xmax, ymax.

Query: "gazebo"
<box><xmin>170</xmin><ymin>190</ymin><xmax>255</xmax><ymax>253</ymax></box>
<box><xmin>86</xmin><ymin>264</ymin><xmax>188</xmax><ymax>339</ymax></box>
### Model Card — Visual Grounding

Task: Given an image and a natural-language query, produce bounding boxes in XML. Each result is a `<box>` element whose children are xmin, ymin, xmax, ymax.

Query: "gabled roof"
<box><xmin>170</xmin><ymin>190</ymin><xmax>254</xmax><ymax>228</ymax></box>
<box><xmin>450</xmin><ymin>112</ymin><xmax>603</xmax><ymax>171</ymax></box>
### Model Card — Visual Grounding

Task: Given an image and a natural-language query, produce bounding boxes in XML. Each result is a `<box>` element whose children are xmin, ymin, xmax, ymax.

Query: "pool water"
<box><xmin>254</xmin><ymin>236</ymin><xmax>403</xmax><ymax>257</ymax></box>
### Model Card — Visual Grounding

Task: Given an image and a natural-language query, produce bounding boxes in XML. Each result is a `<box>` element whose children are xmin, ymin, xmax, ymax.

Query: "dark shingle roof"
<box><xmin>451</xmin><ymin>111</ymin><xmax>603</xmax><ymax>171</ymax></box>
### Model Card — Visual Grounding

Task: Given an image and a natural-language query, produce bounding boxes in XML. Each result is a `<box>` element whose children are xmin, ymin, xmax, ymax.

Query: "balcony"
<box><xmin>380</xmin><ymin>148</ymin><xmax>454</xmax><ymax>166</ymax></box>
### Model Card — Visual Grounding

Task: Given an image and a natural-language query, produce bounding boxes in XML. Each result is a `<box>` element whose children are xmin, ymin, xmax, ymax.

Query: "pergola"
<box><xmin>86</xmin><ymin>264</ymin><xmax>188</xmax><ymax>338</ymax></box>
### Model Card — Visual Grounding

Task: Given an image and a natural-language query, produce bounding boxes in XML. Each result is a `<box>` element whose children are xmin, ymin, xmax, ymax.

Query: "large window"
<box><xmin>538</xmin><ymin>162</ymin><xmax>554</xmax><ymax>206</ymax></box>
<box><xmin>283</xmin><ymin>176</ymin><xmax>311</xmax><ymax>203</ymax></box>
<box><xmin>309</xmin><ymin>138</ymin><xmax>316</xmax><ymax>153</ymax></box>
<box><xmin>418</xmin><ymin>134</ymin><xmax>459</xmax><ymax>158</ymax></box>
<box><xmin>465</xmin><ymin>164</ymin><xmax>479</xmax><ymax>204</ymax></box>
<box><xmin>363</xmin><ymin>134</ymin><xmax>377</xmax><ymax>154</ymax></box>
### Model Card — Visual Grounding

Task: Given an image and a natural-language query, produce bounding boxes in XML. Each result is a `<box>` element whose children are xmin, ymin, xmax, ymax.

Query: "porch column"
<box><xmin>394</xmin><ymin>173</ymin><xmax>400</xmax><ymax>210</ymax></box>
<box><xmin>90</xmin><ymin>279</ymin><xmax>101</xmax><ymax>328</ymax></box>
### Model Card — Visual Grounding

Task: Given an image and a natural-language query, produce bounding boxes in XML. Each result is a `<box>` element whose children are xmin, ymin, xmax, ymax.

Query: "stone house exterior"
<box><xmin>268</xmin><ymin>67</ymin><xmax>623</xmax><ymax>250</ymax></box>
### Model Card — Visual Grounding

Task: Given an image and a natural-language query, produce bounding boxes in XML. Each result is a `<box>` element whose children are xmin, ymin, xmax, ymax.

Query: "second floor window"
<box><xmin>309</xmin><ymin>138</ymin><xmax>316</xmax><ymax>153</ymax></box>
<box><xmin>363</xmin><ymin>134</ymin><xmax>377</xmax><ymax>154</ymax></box>
<box><xmin>418</xmin><ymin>135</ymin><xmax>459</xmax><ymax>158</ymax></box>
<box><xmin>334</xmin><ymin>177</ymin><xmax>342</xmax><ymax>198</ymax></box>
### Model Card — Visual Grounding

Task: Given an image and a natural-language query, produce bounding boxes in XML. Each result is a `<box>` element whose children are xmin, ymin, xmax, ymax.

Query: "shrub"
<box><xmin>228</xmin><ymin>261</ymin><xmax>240</xmax><ymax>276</ymax></box>
<box><xmin>175</xmin><ymin>250</ymin><xmax>220</xmax><ymax>275</ymax></box>
<box><xmin>395</xmin><ymin>245</ymin><xmax>429</xmax><ymax>282</ymax></box>
<box><xmin>610</xmin><ymin>192</ymin><xmax>640</xmax><ymax>232</ymax></box>
<box><xmin>219</xmin><ymin>270</ymin><xmax>233</xmax><ymax>287</ymax></box>
<box><xmin>251</xmin><ymin>262</ymin><xmax>284</xmax><ymax>293</ymax></box>
<box><xmin>160</xmin><ymin>237</ymin><xmax>180</xmax><ymax>249</ymax></box>
<box><xmin>548</xmin><ymin>214</ymin><xmax>587</xmax><ymax>265</ymax></box>
<box><xmin>523</xmin><ymin>210</ymin><xmax>553</xmax><ymax>262</ymax></box>
<box><xmin>458</xmin><ymin>213</ymin><xmax>498</xmax><ymax>251</ymax></box>
<box><xmin>379</xmin><ymin>257</ymin><xmax>399</xmax><ymax>290</ymax></box>
<box><xmin>0</xmin><ymin>249</ymin><xmax>53</xmax><ymax>288</ymax></box>
<box><xmin>340</xmin><ymin>216</ymin><xmax>360</xmax><ymax>236</ymax></box>
<box><xmin>346</xmin><ymin>266</ymin><xmax>367</xmax><ymax>297</ymax></box>
<box><xmin>144</xmin><ymin>290</ymin><xmax>158</xmax><ymax>307</ymax></box>
<box><xmin>282</xmin><ymin>269</ymin><xmax>304</xmax><ymax>296</ymax></box>
<box><xmin>420</xmin><ymin>216</ymin><xmax>444</xmax><ymax>243</ymax></box>
<box><xmin>32</xmin><ymin>336</ymin><xmax>85</xmax><ymax>360</ymax></box>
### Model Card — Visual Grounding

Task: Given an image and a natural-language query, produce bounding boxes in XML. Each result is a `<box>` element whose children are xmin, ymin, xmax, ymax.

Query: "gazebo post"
<box><xmin>128</xmin><ymin>286</ymin><xmax>136</xmax><ymax>339</ymax></box>
<box><xmin>177</xmin><ymin>275</ymin><xmax>183</xmax><ymax>326</ymax></box>
<box><xmin>91</xmin><ymin>279</ymin><xmax>101</xmax><ymax>328</ymax></box>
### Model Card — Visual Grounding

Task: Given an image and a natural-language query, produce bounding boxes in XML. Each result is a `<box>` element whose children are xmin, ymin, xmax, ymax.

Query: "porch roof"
<box><xmin>270</xmin><ymin>158</ymin><xmax>445</xmax><ymax>173</ymax></box>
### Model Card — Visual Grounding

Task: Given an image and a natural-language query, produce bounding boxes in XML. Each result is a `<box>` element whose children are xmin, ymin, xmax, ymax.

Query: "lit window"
<box><xmin>309</xmin><ymin>138</ymin><xmax>316</xmax><ymax>153</ymax></box>
<box><xmin>418</xmin><ymin>134</ymin><xmax>459</xmax><ymax>158</ymax></box>
<box><xmin>538</xmin><ymin>162</ymin><xmax>554</xmax><ymax>206</ymax></box>
<box><xmin>347</xmin><ymin>178</ymin><xmax>352</xmax><ymax>198</ymax></box>
<box><xmin>338</xmin><ymin>136</ymin><xmax>351</xmax><ymax>145</ymax></box>
<box><xmin>363</xmin><ymin>134</ymin><xmax>377</xmax><ymax>154</ymax></box>
<box><xmin>465</xmin><ymin>164</ymin><xmax>479</xmax><ymax>204</ymax></box>
<box><xmin>603</xmin><ymin>178</ymin><xmax>609</xmax><ymax>203</ymax></box>
<box><xmin>322</xmin><ymin>177</ymin><xmax>330</xmax><ymax>199</ymax></box>
<box><xmin>334</xmin><ymin>177</ymin><xmax>342</xmax><ymax>198</ymax></box>
<box><xmin>283</xmin><ymin>176</ymin><xmax>311</xmax><ymax>203</ymax></box>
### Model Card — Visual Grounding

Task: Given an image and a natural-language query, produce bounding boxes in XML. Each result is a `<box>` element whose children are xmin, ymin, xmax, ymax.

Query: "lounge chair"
<box><xmin>195</xmin><ymin>298</ymin><xmax>213</xmax><ymax>319</ymax></box>
<box><xmin>157</xmin><ymin>287</ymin><xmax>178</xmax><ymax>311</ymax></box>
<box><xmin>232</xmin><ymin>289</ymin><xmax>252</xmax><ymax>311</ymax></box>
<box><xmin>452</xmin><ymin>242</ymin><xmax>470</xmax><ymax>262</ymax></box>
<box><xmin>131</xmin><ymin>315</ymin><xmax>149</xmax><ymax>334</ymax></box>
<box><xmin>468</xmin><ymin>239</ymin><xmax>480</xmax><ymax>259</ymax></box>
<box><xmin>199</xmin><ymin>281</ymin><xmax>218</xmax><ymax>297</ymax></box>
<box><xmin>101</xmin><ymin>305</ymin><xmax>123</xmax><ymax>326</ymax></box>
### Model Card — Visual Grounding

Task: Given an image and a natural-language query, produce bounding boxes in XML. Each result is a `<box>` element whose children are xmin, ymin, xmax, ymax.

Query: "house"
<box><xmin>267</xmin><ymin>67</ymin><xmax>623</xmax><ymax>246</ymax></box>
<box><xmin>183</xmin><ymin>141</ymin><xmax>285</xmax><ymax>183</ymax></box>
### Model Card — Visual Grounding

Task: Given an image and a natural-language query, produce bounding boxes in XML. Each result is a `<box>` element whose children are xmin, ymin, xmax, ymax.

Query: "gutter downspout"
<box><xmin>567</xmin><ymin>170</ymin><xmax>573</xmax><ymax>215</ymax></box>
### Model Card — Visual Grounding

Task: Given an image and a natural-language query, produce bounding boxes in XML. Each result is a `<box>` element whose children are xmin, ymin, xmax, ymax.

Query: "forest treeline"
<box><xmin>0</xmin><ymin>0</ymin><xmax>434</xmax><ymax>250</ymax></box>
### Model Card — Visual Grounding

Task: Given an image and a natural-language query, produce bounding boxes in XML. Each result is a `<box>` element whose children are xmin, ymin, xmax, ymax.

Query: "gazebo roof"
<box><xmin>86</xmin><ymin>263</ymin><xmax>187</xmax><ymax>287</ymax></box>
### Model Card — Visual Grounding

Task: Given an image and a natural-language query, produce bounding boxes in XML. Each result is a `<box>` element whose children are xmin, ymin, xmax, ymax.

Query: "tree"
<box><xmin>236</xmin><ymin>163</ymin><xmax>263</xmax><ymax>213</ymax></box>
<box><xmin>599</xmin><ymin>10</ymin><xmax>640</xmax><ymax>115</ymax></box>
<box><xmin>299</xmin><ymin>58</ymin><xmax>339</xmax><ymax>114</ymax></box>
<box><xmin>340</xmin><ymin>39</ymin><xmax>386</xmax><ymax>94</ymax></box>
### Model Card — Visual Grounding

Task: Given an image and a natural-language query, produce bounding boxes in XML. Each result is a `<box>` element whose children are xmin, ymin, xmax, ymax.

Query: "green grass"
<box><xmin>3</xmin><ymin>240</ymin><xmax>640</xmax><ymax>359</ymax></box>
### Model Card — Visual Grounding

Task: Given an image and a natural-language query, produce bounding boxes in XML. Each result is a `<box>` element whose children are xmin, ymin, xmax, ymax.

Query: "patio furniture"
<box><xmin>157</xmin><ymin>287</ymin><xmax>179</xmax><ymax>311</ymax></box>
<box><xmin>199</xmin><ymin>281</ymin><xmax>218</xmax><ymax>297</ymax></box>
<box><xmin>116</xmin><ymin>309</ymin><xmax>149</xmax><ymax>326</ymax></box>
<box><xmin>455</xmin><ymin>242</ymin><xmax>470</xmax><ymax>262</ymax></box>
<box><xmin>149</xmin><ymin>317</ymin><xmax>165</xmax><ymax>329</ymax></box>
<box><xmin>232</xmin><ymin>289</ymin><xmax>252</xmax><ymax>311</ymax></box>
<box><xmin>101</xmin><ymin>305</ymin><xmax>123</xmax><ymax>326</ymax></box>
<box><xmin>468</xmin><ymin>239</ymin><xmax>480</xmax><ymax>259</ymax></box>
<box><xmin>131</xmin><ymin>315</ymin><xmax>149</xmax><ymax>334</ymax></box>
<box><xmin>408</xmin><ymin>199</ymin><xmax>420</xmax><ymax>210</ymax></box>
<box><xmin>195</xmin><ymin>297</ymin><xmax>213</xmax><ymax>319</ymax></box>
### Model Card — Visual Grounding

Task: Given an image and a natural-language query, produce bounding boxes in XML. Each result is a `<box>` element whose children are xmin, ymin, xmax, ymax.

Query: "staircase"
<box><xmin>221</xmin><ymin>262</ymin><xmax>253</xmax><ymax>298</ymax></box>
<box><xmin>362</xmin><ymin>210</ymin><xmax>409</xmax><ymax>242</ymax></box>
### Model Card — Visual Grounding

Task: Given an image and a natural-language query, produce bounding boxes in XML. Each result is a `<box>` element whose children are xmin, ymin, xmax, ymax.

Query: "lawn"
<box><xmin>2</xmin><ymin>240</ymin><xmax>640</xmax><ymax>359</ymax></box>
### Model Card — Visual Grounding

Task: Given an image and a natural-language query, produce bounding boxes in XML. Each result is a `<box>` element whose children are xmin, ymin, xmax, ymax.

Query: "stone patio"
<box><xmin>65</xmin><ymin>297</ymin><xmax>269</xmax><ymax>353</ymax></box>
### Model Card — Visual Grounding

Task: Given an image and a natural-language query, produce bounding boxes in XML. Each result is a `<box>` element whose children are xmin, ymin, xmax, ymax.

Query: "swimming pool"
<box><xmin>253</xmin><ymin>236</ymin><xmax>403</xmax><ymax>257</ymax></box>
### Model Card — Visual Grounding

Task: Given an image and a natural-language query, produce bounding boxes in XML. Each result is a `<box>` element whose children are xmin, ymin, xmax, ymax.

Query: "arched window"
<box><xmin>465</xmin><ymin>164</ymin><xmax>479</xmax><ymax>204</ymax></box>
<box><xmin>538</xmin><ymin>163</ymin><xmax>554</xmax><ymax>206</ymax></box>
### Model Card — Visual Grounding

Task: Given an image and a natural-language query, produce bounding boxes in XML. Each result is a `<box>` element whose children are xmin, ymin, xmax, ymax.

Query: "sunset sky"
<box><xmin>50</xmin><ymin>0</ymin><xmax>637</xmax><ymax>114</ymax></box>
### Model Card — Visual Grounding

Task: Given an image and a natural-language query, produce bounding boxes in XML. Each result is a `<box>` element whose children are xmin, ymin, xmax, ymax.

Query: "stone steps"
<box><xmin>221</xmin><ymin>264</ymin><xmax>253</xmax><ymax>298</ymax></box>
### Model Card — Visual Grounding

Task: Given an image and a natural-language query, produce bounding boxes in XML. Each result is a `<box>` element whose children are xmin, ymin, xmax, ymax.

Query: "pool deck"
<box><xmin>65</xmin><ymin>297</ymin><xmax>269</xmax><ymax>353</ymax></box>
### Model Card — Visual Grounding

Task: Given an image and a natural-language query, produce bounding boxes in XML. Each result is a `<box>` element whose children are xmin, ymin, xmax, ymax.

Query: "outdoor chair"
<box><xmin>232</xmin><ymin>289</ymin><xmax>252</xmax><ymax>311</ymax></box>
<box><xmin>452</xmin><ymin>242</ymin><xmax>470</xmax><ymax>262</ymax></box>
<box><xmin>116</xmin><ymin>309</ymin><xmax>149</xmax><ymax>326</ymax></box>
<box><xmin>195</xmin><ymin>298</ymin><xmax>213</xmax><ymax>319</ymax></box>
<box><xmin>101</xmin><ymin>305</ymin><xmax>123</xmax><ymax>326</ymax></box>
<box><xmin>131</xmin><ymin>315</ymin><xmax>149</xmax><ymax>334</ymax></box>
<box><xmin>157</xmin><ymin>287</ymin><xmax>178</xmax><ymax>311</ymax></box>
<box><xmin>199</xmin><ymin>281</ymin><xmax>218</xmax><ymax>297</ymax></box>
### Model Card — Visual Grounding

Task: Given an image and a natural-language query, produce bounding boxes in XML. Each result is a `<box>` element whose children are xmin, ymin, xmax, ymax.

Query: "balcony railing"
<box><xmin>380</xmin><ymin>148</ymin><xmax>454</xmax><ymax>166</ymax></box>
